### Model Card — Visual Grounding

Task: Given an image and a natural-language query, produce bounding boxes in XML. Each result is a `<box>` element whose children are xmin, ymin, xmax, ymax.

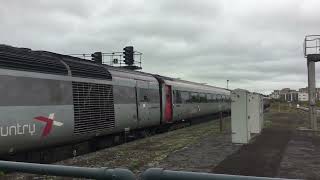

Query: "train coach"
<box><xmin>0</xmin><ymin>44</ymin><xmax>230</xmax><ymax>161</ymax></box>
<box><xmin>155</xmin><ymin>75</ymin><xmax>230</xmax><ymax>123</ymax></box>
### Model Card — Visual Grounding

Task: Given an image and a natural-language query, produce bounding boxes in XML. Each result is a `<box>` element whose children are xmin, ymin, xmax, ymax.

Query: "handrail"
<box><xmin>141</xmin><ymin>168</ymin><xmax>297</xmax><ymax>180</ymax></box>
<box><xmin>304</xmin><ymin>35</ymin><xmax>320</xmax><ymax>57</ymax></box>
<box><xmin>0</xmin><ymin>160</ymin><xmax>135</xmax><ymax>180</ymax></box>
<box><xmin>0</xmin><ymin>161</ymin><xmax>298</xmax><ymax>180</ymax></box>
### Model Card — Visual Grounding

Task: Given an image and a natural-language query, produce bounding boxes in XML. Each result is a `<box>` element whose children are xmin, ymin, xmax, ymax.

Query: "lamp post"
<box><xmin>227</xmin><ymin>80</ymin><xmax>229</xmax><ymax>89</ymax></box>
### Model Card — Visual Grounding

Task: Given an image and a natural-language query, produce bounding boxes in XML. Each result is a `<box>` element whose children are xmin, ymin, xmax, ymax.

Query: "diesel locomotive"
<box><xmin>0</xmin><ymin>44</ymin><xmax>231</xmax><ymax>158</ymax></box>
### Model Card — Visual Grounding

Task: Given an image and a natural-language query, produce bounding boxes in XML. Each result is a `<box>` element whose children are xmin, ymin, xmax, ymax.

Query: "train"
<box><xmin>0</xmin><ymin>44</ymin><xmax>231</xmax><ymax>160</ymax></box>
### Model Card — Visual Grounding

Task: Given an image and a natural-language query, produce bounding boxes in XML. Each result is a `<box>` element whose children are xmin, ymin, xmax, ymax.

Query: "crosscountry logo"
<box><xmin>34</xmin><ymin>113</ymin><xmax>63</xmax><ymax>137</ymax></box>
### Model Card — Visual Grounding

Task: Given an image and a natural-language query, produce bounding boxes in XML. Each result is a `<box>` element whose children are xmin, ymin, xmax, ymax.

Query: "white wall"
<box><xmin>298</xmin><ymin>92</ymin><xmax>308</xmax><ymax>101</ymax></box>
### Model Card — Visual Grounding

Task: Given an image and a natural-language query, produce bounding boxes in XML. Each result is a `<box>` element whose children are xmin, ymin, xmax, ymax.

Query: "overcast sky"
<box><xmin>1</xmin><ymin>0</ymin><xmax>320</xmax><ymax>94</ymax></box>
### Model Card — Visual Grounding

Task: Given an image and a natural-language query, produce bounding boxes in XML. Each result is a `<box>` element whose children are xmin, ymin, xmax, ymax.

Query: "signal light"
<box><xmin>91</xmin><ymin>52</ymin><xmax>102</xmax><ymax>64</ymax></box>
<box><xmin>123</xmin><ymin>46</ymin><xmax>134</xmax><ymax>65</ymax></box>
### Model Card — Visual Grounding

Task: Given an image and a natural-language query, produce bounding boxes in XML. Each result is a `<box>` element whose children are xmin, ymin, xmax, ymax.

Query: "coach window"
<box><xmin>207</xmin><ymin>94</ymin><xmax>212</xmax><ymax>103</ymax></box>
<box><xmin>216</xmin><ymin>94</ymin><xmax>221</xmax><ymax>102</ymax></box>
<box><xmin>199</xmin><ymin>93</ymin><xmax>206</xmax><ymax>103</ymax></box>
<box><xmin>221</xmin><ymin>95</ymin><xmax>224</xmax><ymax>101</ymax></box>
<box><xmin>221</xmin><ymin>95</ymin><xmax>226</xmax><ymax>102</ymax></box>
<box><xmin>212</xmin><ymin>94</ymin><xmax>217</xmax><ymax>102</ymax></box>
<box><xmin>175</xmin><ymin>90</ymin><xmax>182</xmax><ymax>104</ymax></box>
<box><xmin>190</xmin><ymin>92</ymin><xmax>199</xmax><ymax>103</ymax></box>
<box><xmin>225</xmin><ymin>95</ymin><xmax>231</xmax><ymax>102</ymax></box>
<box><xmin>181</xmin><ymin>91</ymin><xmax>190</xmax><ymax>104</ymax></box>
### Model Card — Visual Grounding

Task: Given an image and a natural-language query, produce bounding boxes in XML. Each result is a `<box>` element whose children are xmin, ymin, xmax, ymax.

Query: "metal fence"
<box><xmin>0</xmin><ymin>160</ymin><xmax>297</xmax><ymax>180</ymax></box>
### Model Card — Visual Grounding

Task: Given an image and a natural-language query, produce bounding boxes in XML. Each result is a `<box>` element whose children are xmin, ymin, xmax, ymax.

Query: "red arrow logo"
<box><xmin>34</xmin><ymin>116</ymin><xmax>53</xmax><ymax>137</ymax></box>
<box><xmin>34</xmin><ymin>113</ymin><xmax>63</xmax><ymax>137</ymax></box>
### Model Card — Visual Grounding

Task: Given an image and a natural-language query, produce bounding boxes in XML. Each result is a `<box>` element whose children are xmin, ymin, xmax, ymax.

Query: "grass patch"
<box><xmin>270</xmin><ymin>102</ymin><xmax>297</xmax><ymax>113</ymax></box>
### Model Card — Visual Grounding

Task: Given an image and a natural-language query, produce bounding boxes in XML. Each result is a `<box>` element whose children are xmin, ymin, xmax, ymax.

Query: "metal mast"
<box><xmin>304</xmin><ymin>35</ymin><xmax>320</xmax><ymax>131</ymax></box>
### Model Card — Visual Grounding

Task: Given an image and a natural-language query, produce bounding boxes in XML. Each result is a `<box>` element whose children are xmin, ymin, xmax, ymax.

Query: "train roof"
<box><xmin>154</xmin><ymin>74</ymin><xmax>230</xmax><ymax>93</ymax></box>
<box><xmin>0</xmin><ymin>44</ymin><xmax>229</xmax><ymax>91</ymax></box>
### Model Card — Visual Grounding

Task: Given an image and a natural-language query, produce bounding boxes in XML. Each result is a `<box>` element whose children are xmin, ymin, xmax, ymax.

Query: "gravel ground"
<box><xmin>55</xmin><ymin>117</ymin><xmax>232</xmax><ymax>173</ymax></box>
<box><xmin>158</xmin><ymin>133</ymin><xmax>241</xmax><ymax>173</ymax></box>
<box><xmin>8</xmin><ymin>116</ymin><xmax>235</xmax><ymax>179</ymax></box>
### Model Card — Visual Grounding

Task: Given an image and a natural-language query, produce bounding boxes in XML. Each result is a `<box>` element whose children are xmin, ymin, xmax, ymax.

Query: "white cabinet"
<box><xmin>231</xmin><ymin>89</ymin><xmax>264</xmax><ymax>144</ymax></box>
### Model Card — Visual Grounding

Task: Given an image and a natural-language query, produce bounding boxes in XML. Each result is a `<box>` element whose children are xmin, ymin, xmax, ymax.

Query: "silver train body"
<box><xmin>0</xmin><ymin>45</ymin><xmax>230</xmax><ymax>155</ymax></box>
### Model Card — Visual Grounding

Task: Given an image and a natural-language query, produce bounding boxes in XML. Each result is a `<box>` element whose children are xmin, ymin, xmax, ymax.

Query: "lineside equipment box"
<box><xmin>231</xmin><ymin>89</ymin><xmax>264</xmax><ymax>144</ymax></box>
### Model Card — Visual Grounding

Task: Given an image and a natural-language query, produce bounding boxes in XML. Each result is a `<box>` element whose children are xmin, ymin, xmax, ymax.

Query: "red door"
<box><xmin>165</xmin><ymin>85</ymin><xmax>173</xmax><ymax>123</ymax></box>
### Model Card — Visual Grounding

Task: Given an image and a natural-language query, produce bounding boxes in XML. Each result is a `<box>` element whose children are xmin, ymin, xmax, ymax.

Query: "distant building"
<box><xmin>298</xmin><ymin>87</ymin><xmax>320</xmax><ymax>93</ymax></box>
<box><xmin>270</xmin><ymin>88</ymin><xmax>298</xmax><ymax>102</ymax></box>
<box><xmin>299</xmin><ymin>87</ymin><xmax>307</xmax><ymax>93</ymax></box>
<box><xmin>270</xmin><ymin>90</ymin><xmax>280</xmax><ymax>99</ymax></box>
<box><xmin>270</xmin><ymin>87</ymin><xmax>320</xmax><ymax>102</ymax></box>
<box><xmin>298</xmin><ymin>92</ymin><xmax>308</xmax><ymax>101</ymax></box>
<box><xmin>298</xmin><ymin>87</ymin><xmax>320</xmax><ymax>101</ymax></box>
<box><xmin>279</xmin><ymin>88</ymin><xmax>298</xmax><ymax>102</ymax></box>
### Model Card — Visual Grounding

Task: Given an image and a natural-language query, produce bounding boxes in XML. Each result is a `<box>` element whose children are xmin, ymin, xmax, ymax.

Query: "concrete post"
<box><xmin>308</xmin><ymin>59</ymin><xmax>317</xmax><ymax>130</ymax></box>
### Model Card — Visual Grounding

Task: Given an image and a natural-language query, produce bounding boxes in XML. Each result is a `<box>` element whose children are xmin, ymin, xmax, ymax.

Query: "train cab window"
<box><xmin>139</xmin><ymin>88</ymin><xmax>160</xmax><ymax>103</ymax></box>
<box><xmin>151</xmin><ymin>89</ymin><xmax>160</xmax><ymax>103</ymax></box>
<box><xmin>199</xmin><ymin>93</ymin><xmax>207</xmax><ymax>103</ymax></box>
<box><xmin>139</xmin><ymin>88</ymin><xmax>149</xmax><ymax>102</ymax></box>
<box><xmin>190</xmin><ymin>92</ymin><xmax>199</xmax><ymax>103</ymax></box>
<box><xmin>147</xmin><ymin>89</ymin><xmax>160</xmax><ymax>103</ymax></box>
<box><xmin>181</xmin><ymin>91</ymin><xmax>190</xmax><ymax>103</ymax></box>
<box><xmin>113</xmin><ymin>85</ymin><xmax>136</xmax><ymax>104</ymax></box>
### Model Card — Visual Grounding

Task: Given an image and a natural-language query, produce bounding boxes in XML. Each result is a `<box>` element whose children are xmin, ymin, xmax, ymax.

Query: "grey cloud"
<box><xmin>0</xmin><ymin>0</ymin><xmax>319</xmax><ymax>94</ymax></box>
